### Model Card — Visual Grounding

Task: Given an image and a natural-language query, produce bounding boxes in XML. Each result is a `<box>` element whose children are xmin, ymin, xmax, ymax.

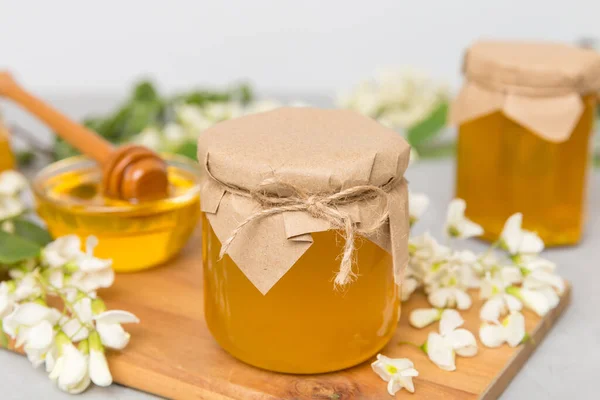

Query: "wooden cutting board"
<box><xmin>15</xmin><ymin>227</ymin><xmax>571</xmax><ymax>399</ymax></box>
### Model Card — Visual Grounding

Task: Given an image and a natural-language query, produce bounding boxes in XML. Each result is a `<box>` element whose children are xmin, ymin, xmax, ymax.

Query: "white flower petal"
<box><xmin>58</xmin><ymin>372</ymin><xmax>90</xmax><ymax>394</ymax></box>
<box><xmin>388</xmin><ymin>357</ymin><xmax>415</xmax><ymax>371</ymax></box>
<box><xmin>503</xmin><ymin>312</ymin><xmax>526</xmax><ymax>347</ymax></box>
<box><xmin>371</xmin><ymin>357</ymin><xmax>393</xmax><ymax>381</ymax></box>
<box><xmin>446</xmin><ymin>328</ymin><xmax>478</xmax><ymax>357</ymax></box>
<box><xmin>446</xmin><ymin>199</ymin><xmax>466</xmax><ymax>226</ymax></box>
<box><xmin>500</xmin><ymin>213</ymin><xmax>523</xmax><ymax>255</ymax></box>
<box><xmin>43</xmin><ymin>235</ymin><xmax>82</xmax><ymax>269</ymax></box>
<box><xmin>520</xmin><ymin>231</ymin><xmax>544</xmax><ymax>255</ymax></box>
<box><xmin>94</xmin><ymin>310</ymin><xmax>140</xmax><ymax>325</ymax></box>
<box><xmin>60</xmin><ymin>318</ymin><xmax>90</xmax><ymax>342</ymax></box>
<box><xmin>49</xmin><ymin>353</ymin><xmax>64</xmax><ymax>381</ymax></box>
<box><xmin>439</xmin><ymin>309</ymin><xmax>464</xmax><ymax>335</ymax></box>
<box><xmin>5</xmin><ymin>302</ymin><xmax>53</xmax><ymax>331</ymax></box>
<box><xmin>428</xmin><ymin>288</ymin><xmax>452</xmax><ymax>308</ymax></box>
<box><xmin>504</xmin><ymin>294</ymin><xmax>523</xmax><ymax>312</ymax></box>
<box><xmin>500</xmin><ymin>266</ymin><xmax>524</xmax><ymax>285</ymax></box>
<box><xmin>525</xmin><ymin>271</ymin><xmax>565</xmax><ymax>295</ymax></box>
<box><xmin>401</xmin><ymin>278</ymin><xmax>419</xmax><ymax>301</ymax></box>
<box><xmin>45</xmin><ymin>348</ymin><xmax>57</xmax><ymax>373</ymax></box>
<box><xmin>96</xmin><ymin>322</ymin><xmax>130</xmax><ymax>350</ymax></box>
<box><xmin>78</xmin><ymin>255</ymin><xmax>113</xmax><ymax>273</ymax></box>
<box><xmin>409</xmin><ymin>192</ymin><xmax>430</xmax><ymax>223</ymax></box>
<box><xmin>454</xmin><ymin>289</ymin><xmax>472</xmax><ymax>310</ymax></box>
<box><xmin>409</xmin><ymin>308</ymin><xmax>441</xmax><ymax>329</ymax></box>
<box><xmin>479</xmin><ymin>323</ymin><xmax>505</xmax><ymax>348</ymax></box>
<box><xmin>521</xmin><ymin>256</ymin><xmax>556</xmax><ymax>272</ymax></box>
<box><xmin>89</xmin><ymin>349</ymin><xmax>113</xmax><ymax>387</ymax></box>
<box><xmin>520</xmin><ymin>288</ymin><xmax>557</xmax><ymax>317</ymax></box>
<box><xmin>480</xmin><ymin>297</ymin><xmax>504</xmax><ymax>322</ymax></box>
<box><xmin>426</xmin><ymin>332</ymin><xmax>456</xmax><ymax>371</ymax></box>
<box><xmin>58</xmin><ymin>344</ymin><xmax>88</xmax><ymax>388</ymax></box>
<box><xmin>74</xmin><ymin>298</ymin><xmax>94</xmax><ymax>324</ymax></box>
<box><xmin>25</xmin><ymin>320</ymin><xmax>54</xmax><ymax>350</ymax></box>
<box><xmin>458</xmin><ymin>219</ymin><xmax>484</xmax><ymax>239</ymax></box>
<box><xmin>0</xmin><ymin>197</ymin><xmax>24</xmax><ymax>220</ymax></box>
<box><xmin>48</xmin><ymin>269</ymin><xmax>64</xmax><ymax>289</ymax></box>
<box><xmin>387</xmin><ymin>378</ymin><xmax>402</xmax><ymax>396</ymax></box>
<box><xmin>0</xmin><ymin>170</ymin><xmax>27</xmax><ymax>196</ymax></box>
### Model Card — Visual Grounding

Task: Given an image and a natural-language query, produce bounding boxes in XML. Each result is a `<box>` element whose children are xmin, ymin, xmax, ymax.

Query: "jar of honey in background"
<box><xmin>0</xmin><ymin>113</ymin><xmax>15</xmax><ymax>172</ymax></box>
<box><xmin>452</xmin><ymin>41</ymin><xmax>600</xmax><ymax>246</ymax></box>
<box><xmin>197</xmin><ymin>108</ymin><xmax>410</xmax><ymax>374</ymax></box>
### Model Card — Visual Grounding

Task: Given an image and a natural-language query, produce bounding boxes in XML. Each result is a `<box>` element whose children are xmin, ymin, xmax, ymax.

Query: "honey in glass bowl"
<box><xmin>33</xmin><ymin>154</ymin><xmax>200</xmax><ymax>272</ymax></box>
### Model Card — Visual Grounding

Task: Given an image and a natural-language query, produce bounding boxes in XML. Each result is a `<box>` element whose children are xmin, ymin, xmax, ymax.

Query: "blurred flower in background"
<box><xmin>338</xmin><ymin>67</ymin><xmax>451</xmax><ymax>158</ymax></box>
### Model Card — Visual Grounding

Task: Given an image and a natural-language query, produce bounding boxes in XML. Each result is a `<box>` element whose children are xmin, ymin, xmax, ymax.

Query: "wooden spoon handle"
<box><xmin>0</xmin><ymin>71</ymin><xmax>114</xmax><ymax>164</ymax></box>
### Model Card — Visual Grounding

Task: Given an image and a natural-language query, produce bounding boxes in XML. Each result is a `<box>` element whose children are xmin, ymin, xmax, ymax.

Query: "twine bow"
<box><xmin>208</xmin><ymin>165</ymin><xmax>397</xmax><ymax>287</ymax></box>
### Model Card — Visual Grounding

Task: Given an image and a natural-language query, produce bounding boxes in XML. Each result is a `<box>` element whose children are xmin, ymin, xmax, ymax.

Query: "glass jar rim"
<box><xmin>32</xmin><ymin>154</ymin><xmax>201</xmax><ymax>215</ymax></box>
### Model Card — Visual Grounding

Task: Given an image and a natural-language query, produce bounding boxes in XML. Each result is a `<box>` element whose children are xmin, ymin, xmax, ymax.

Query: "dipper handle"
<box><xmin>0</xmin><ymin>71</ymin><xmax>114</xmax><ymax>164</ymax></box>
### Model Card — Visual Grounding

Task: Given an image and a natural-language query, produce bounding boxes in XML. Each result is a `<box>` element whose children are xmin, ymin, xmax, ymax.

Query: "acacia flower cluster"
<box><xmin>373</xmin><ymin>193</ymin><xmax>566</xmax><ymax>395</ymax></box>
<box><xmin>338</xmin><ymin>67</ymin><xmax>449</xmax><ymax>130</ymax></box>
<box><xmin>0</xmin><ymin>170</ymin><xmax>138</xmax><ymax>394</ymax></box>
<box><xmin>407</xmin><ymin>193</ymin><xmax>564</xmax><ymax>345</ymax></box>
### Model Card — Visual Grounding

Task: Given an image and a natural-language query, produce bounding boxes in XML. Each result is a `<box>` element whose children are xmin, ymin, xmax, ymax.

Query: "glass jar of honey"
<box><xmin>0</xmin><ymin>113</ymin><xmax>15</xmax><ymax>172</ymax></box>
<box><xmin>452</xmin><ymin>41</ymin><xmax>600</xmax><ymax>246</ymax></box>
<box><xmin>197</xmin><ymin>108</ymin><xmax>411</xmax><ymax>374</ymax></box>
<box><xmin>33</xmin><ymin>154</ymin><xmax>200</xmax><ymax>272</ymax></box>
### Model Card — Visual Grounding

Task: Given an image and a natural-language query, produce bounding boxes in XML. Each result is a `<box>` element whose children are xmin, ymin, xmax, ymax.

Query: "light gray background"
<box><xmin>0</xmin><ymin>96</ymin><xmax>596</xmax><ymax>399</ymax></box>
<box><xmin>1</xmin><ymin>0</ymin><xmax>599</xmax><ymax>94</ymax></box>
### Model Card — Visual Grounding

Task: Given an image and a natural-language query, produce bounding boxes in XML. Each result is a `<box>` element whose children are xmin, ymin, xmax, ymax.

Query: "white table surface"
<box><xmin>0</xmin><ymin>95</ymin><xmax>596</xmax><ymax>399</ymax></box>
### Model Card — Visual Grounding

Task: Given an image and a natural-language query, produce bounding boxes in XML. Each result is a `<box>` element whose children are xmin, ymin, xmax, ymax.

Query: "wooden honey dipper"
<box><xmin>0</xmin><ymin>72</ymin><xmax>169</xmax><ymax>201</ymax></box>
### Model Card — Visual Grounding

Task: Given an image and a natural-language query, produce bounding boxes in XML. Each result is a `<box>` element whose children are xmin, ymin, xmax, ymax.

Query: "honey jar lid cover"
<box><xmin>197</xmin><ymin>107</ymin><xmax>411</xmax><ymax>294</ymax></box>
<box><xmin>450</xmin><ymin>40</ymin><xmax>600</xmax><ymax>142</ymax></box>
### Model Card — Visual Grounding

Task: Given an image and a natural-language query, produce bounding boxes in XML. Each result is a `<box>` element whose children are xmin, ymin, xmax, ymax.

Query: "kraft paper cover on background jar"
<box><xmin>197</xmin><ymin>107</ymin><xmax>410</xmax><ymax>374</ymax></box>
<box><xmin>451</xmin><ymin>40</ymin><xmax>600</xmax><ymax>246</ymax></box>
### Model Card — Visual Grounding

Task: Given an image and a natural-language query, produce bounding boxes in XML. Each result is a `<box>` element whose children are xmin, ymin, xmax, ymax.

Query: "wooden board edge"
<box><xmin>480</xmin><ymin>283</ymin><xmax>572</xmax><ymax>399</ymax></box>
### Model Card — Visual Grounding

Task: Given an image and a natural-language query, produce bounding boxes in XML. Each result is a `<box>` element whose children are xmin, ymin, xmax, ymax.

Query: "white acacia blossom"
<box><xmin>445</xmin><ymin>199</ymin><xmax>484</xmax><ymax>239</ymax></box>
<box><xmin>371</xmin><ymin>354</ymin><xmax>418</xmax><ymax>395</ymax></box>
<box><xmin>423</xmin><ymin>310</ymin><xmax>477</xmax><ymax>371</ymax></box>
<box><xmin>480</xmin><ymin>311</ymin><xmax>526</xmax><ymax>348</ymax></box>
<box><xmin>500</xmin><ymin>213</ymin><xmax>544</xmax><ymax>256</ymax></box>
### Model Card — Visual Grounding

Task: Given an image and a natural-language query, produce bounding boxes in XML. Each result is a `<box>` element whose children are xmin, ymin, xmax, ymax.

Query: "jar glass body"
<box><xmin>456</xmin><ymin>94</ymin><xmax>596</xmax><ymax>246</ymax></box>
<box><xmin>202</xmin><ymin>214</ymin><xmax>399</xmax><ymax>374</ymax></box>
<box><xmin>0</xmin><ymin>120</ymin><xmax>15</xmax><ymax>172</ymax></box>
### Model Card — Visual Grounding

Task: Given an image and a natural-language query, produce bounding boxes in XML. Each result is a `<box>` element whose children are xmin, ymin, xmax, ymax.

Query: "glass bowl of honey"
<box><xmin>33</xmin><ymin>154</ymin><xmax>201</xmax><ymax>272</ymax></box>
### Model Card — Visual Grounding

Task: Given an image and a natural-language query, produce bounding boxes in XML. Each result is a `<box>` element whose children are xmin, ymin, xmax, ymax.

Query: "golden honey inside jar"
<box><xmin>33</xmin><ymin>154</ymin><xmax>200</xmax><ymax>272</ymax></box>
<box><xmin>452</xmin><ymin>41</ymin><xmax>600</xmax><ymax>246</ymax></box>
<box><xmin>203</xmin><ymin>217</ymin><xmax>399</xmax><ymax>373</ymax></box>
<box><xmin>197</xmin><ymin>108</ymin><xmax>411</xmax><ymax>374</ymax></box>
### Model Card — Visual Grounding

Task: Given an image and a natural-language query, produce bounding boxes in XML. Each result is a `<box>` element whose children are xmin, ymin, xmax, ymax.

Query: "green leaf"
<box><xmin>132</xmin><ymin>81</ymin><xmax>159</xmax><ymax>102</ymax></box>
<box><xmin>414</xmin><ymin>141</ymin><xmax>456</xmax><ymax>159</ymax></box>
<box><xmin>406</xmin><ymin>102</ymin><xmax>449</xmax><ymax>147</ymax></box>
<box><xmin>0</xmin><ymin>230</ymin><xmax>42</xmax><ymax>264</ymax></box>
<box><xmin>16</xmin><ymin>150</ymin><xmax>35</xmax><ymax>167</ymax></box>
<box><xmin>12</xmin><ymin>218</ymin><xmax>52</xmax><ymax>246</ymax></box>
<box><xmin>175</xmin><ymin>141</ymin><xmax>198</xmax><ymax>159</ymax></box>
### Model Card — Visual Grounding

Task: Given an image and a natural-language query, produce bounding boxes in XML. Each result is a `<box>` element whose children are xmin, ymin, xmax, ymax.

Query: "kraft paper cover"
<box><xmin>197</xmin><ymin>107</ymin><xmax>411</xmax><ymax>294</ymax></box>
<box><xmin>450</xmin><ymin>40</ymin><xmax>600</xmax><ymax>142</ymax></box>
